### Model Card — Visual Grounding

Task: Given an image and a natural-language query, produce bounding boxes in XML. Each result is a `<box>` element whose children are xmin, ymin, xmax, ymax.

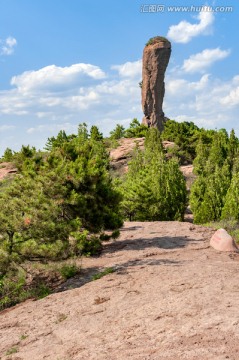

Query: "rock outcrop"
<box><xmin>0</xmin><ymin>162</ymin><xmax>17</xmax><ymax>180</ymax></box>
<box><xmin>141</xmin><ymin>36</ymin><xmax>171</xmax><ymax>131</ymax></box>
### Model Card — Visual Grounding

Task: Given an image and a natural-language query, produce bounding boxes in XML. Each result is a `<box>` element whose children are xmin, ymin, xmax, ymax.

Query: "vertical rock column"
<box><xmin>141</xmin><ymin>37</ymin><xmax>171</xmax><ymax>132</ymax></box>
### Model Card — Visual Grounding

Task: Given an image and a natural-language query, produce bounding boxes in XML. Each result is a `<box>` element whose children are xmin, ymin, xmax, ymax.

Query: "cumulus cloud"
<box><xmin>0</xmin><ymin>59</ymin><xmax>239</xmax><ymax>155</ymax></box>
<box><xmin>221</xmin><ymin>88</ymin><xmax>239</xmax><ymax>107</ymax></box>
<box><xmin>11</xmin><ymin>63</ymin><xmax>106</xmax><ymax>93</ymax></box>
<box><xmin>220</xmin><ymin>76</ymin><xmax>239</xmax><ymax>107</ymax></box>
<box><xmin>164</xmin><ymin>72</ymin><xmax>239</xmax><ymax>130</ymax></box>
<box><xmin>0</xmin><ymin>36</ymin><xmax>17</xmax><ymax>55</ymax></box>
<box><xmin>182</xmin><ymin>48</ymin><xmax>230</xmax><ymax>73</ymax></box>
<box><xmin>111</xmin><ymin>60</ymin><xmax>142</xmax><ymax>78</ymax></box>
<box><xmin>167</xmin><ymin>8</ymin><xmax>214</xmax><ymax>43</ymax></box>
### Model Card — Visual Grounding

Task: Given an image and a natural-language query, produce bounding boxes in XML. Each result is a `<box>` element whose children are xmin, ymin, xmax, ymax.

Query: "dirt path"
<box><xmin>1</xmin><ymin>221</ymin><xmax>239</xmax><ymax>360</ymax></box>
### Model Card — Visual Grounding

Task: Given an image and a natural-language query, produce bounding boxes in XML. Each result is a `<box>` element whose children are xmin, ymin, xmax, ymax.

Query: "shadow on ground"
<box><xmin>102</xmin><ymin>235</ymin><xmax>200</xmax><ymax>254</ymax></box>
<box><xmin>54</xmin><ymin>235</ymin><xmax>190</xmax><ymax>293</ymax></box>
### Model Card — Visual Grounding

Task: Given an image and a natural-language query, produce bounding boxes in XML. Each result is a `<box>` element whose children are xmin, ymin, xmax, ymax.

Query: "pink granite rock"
<box><xmin>141</xmin><ymin>36</ymin><xmax>171</xmax><ymax>132</ymax></box>
<box><xmin>210</xmin><ymin>228</ymin><xmax>239</xmax><ymax>252</ymax></box>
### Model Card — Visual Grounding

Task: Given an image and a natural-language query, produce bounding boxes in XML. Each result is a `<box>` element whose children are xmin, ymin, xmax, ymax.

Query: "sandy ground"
<box><xmin>1</xmin><ymin>221</ymin><xmax>239</xmax><ymax>360</ymax></box>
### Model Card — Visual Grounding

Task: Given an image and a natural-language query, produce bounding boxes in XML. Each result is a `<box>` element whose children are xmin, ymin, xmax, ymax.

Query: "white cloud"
<box><xmin>11</xmin><ymin>63</ymin><xmax>106</xmax><ymax>93</ymax></box>
<box><xmin>164</xmin><ymin>72</ymin><xmax>239</xmax><ymax>130</ymax></box>
<box><xmin>167</xmin><ymin>8</ymin><xmax>214</xmax><ymax>43</ymax></box>
<box><xmin>27</xmin><ymin>122</ymin><xmax>78</xmax><ymax>134</ymax></box>
<box><xmin>182</xmin><ymin>48</ymin><xmax>230</xmax><ymax>73</ymax></box>
<box><xmin>0</xmin><ymin>36</ymin><xmax>17</xmax><ymax>55</ymax></box>
<box><xmin>0</xmin><ymin>125</ymin><xmax>16</xmax><ymax>131</ymax></box>
<box><xmin>111</xmin><ymin>60</ymin><xmax>142</xmax><ymax>78</ymax></box>
<box><xmin>221</xmin><ymin>88</ymin><xmax>239</xmax><ymax>107</ymax></box>
<box><xmin>0</xmin><ymin>60</ymin><xmax>239</xmax><ymax>155</ymax></box>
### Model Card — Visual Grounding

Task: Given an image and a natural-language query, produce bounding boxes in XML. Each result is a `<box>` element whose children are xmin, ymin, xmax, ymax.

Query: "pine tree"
<box><xmin>205</xmin><ymin>131</ymin><xmax>228</xmax><ymax>174</ymax></box>
<box><xmin>120</xmin><ymin>128</ymin><xmax>187</xmax><ymax>221</ymax></box>
<box><xmin>221</xmin><ymin>171</ymin><xmax>239</xmax><ymax>220</ymax></box>
<box><xmin>193</xmin><ymin>137</ymin><xmax>210</xmax><ymax>176</ymax></box>
<box><xmin>227</xmin><ymin>129</ymin><xmax>239</xmax><ymax>171</ymax></box>
<box><xmin>109</xmin><ymin>124</ymin><xmax>125</xmax><ymax>139</ymax></box>
<box><xmin>190</xmin><ymin>162</ymin><xmax>231</xmax><ymax>224</ymax></box>
<box><xmin>1</xmin><ymin>148</ymin><xmax>14</xmax><ymax>162</ymax></box>
<box><xmin>124</xmin><ymin>118</ymin><xmax>148</xmax><ymax>138</ymax></box>
<box><xmin>90</xmin><ymin>126</ymin><xmax>103</xmax><ymax>141</ymax></box>
<box><xmin>0</xmin><ymin>174</ymin><xmax>72</xmax><ymax>260</ymax></box>
<box><xmin>45</xmin><ymin>124</ymin><xmax>123</xmax><ymax>232</ymax></box>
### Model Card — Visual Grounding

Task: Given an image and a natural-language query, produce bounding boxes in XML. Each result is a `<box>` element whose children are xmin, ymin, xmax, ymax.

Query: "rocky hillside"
<box><xmin>110</xmin><ymin>137</ymin><xmax>195</xmax><ymax>190</ymax></box>
<box><xmin>1</xmin><ymin>221</ymin><xmax>239</xmax><ymax>360</ymax></box>
<box><xmin>110</xmin><ymin>137</ymin><xmax>175</xmax><ymax>173</ymax></box>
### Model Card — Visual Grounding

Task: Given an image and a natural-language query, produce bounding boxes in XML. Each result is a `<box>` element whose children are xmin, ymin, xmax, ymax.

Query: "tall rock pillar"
<box><xmin>141</xmin><ymin>37</ymin><xmax>171</xmax><ymax>132</ymax></box>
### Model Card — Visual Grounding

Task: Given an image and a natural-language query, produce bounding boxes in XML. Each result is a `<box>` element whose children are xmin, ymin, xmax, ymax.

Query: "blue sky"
<box><xmin>0</xmin><ymin>0</ymin><xmax>238</xmax><ymax>155</ymax></box>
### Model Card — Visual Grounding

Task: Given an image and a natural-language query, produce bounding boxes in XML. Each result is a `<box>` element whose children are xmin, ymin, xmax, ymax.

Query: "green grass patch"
<box><xmin>6</xmin><ymin>347</ymin><xmax>18</xmax><ymax>355</ymax></box>
<box><xmin>92</xmin><ymin>267</ymin><xmax>115</xmax><ymax>281</ymax></box>
<box><xmin>203</xmin><ymin>219</ymin><xmax>239</xmax><ymax>244</ymax></box>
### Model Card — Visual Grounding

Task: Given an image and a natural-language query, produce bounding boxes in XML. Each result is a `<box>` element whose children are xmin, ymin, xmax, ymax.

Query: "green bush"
<box><xmin>59</xmin><ymin>264</ymin><xmax>78</xmax><ymax>280</ymax></box>
<box><xmin>73</xmin><ymin>231</ymin><xmax>102</xmax><ymax>256</ymax></box>
<box><xmin>0</xmin><ymin>269</ymin><xmax>27</xmax><ymax>310</ymax></box>
<box><xmin>0</xmin><ymin>250</ymin><xmax>11</xmax><ymax>277</ymax></box>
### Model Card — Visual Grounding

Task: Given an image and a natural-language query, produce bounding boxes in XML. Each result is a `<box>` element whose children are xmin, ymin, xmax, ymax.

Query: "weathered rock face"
<box><xmin>141</xmin><ymin>37</ymin><xmax>171</xmax><ymax>131</ymax></box>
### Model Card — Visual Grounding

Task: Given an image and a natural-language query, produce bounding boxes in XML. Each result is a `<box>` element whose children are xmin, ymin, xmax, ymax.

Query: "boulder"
<box><xmin>210</xmin><ymin>228</ymin><xmax>239</xmax><ymax>252</ymax></box>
